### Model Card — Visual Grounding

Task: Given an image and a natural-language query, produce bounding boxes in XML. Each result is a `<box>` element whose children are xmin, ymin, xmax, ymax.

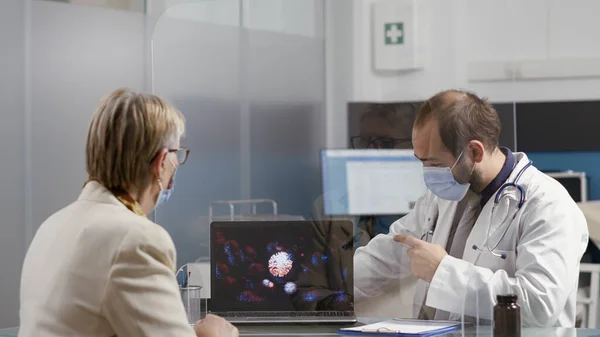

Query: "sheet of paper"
<box><xmin>341</xmin><ymin>319</ymin><xmax>459</xmax><ymax>334</ymax></box>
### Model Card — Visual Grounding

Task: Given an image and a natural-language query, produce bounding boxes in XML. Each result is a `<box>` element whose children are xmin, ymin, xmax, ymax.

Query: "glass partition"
<box><xmin>151</xmin><ymin>0</ymin><xmax>326</xmax><ymax>293</ymax></box>
<box><xmin>151</xmin><ymin>0</ymin><xmax>243</xmax><ymax>266</ymax></box>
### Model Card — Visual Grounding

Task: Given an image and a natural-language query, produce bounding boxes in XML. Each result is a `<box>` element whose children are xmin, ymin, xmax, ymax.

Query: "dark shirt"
<box><xmin>479</xmin><ymin>147</ymin><xmax>516</xmax><ymax>207</ymax></box>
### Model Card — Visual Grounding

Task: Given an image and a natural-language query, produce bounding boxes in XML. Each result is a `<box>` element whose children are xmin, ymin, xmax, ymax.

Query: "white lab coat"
<box><xmin>354</xmin><ymin>152</ymin><xmax>589</xmax><ymax>327</ymax></box>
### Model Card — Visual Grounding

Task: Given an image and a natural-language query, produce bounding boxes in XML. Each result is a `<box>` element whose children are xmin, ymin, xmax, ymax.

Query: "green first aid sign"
<box><xmin>385</xmin><ymin>22</ymin><xmax>404</xmax><ymax>45</ymax></box>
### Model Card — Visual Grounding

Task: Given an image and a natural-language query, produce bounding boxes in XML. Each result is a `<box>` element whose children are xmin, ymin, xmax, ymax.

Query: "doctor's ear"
<box><xmin>467</xmin><ymin>141</ymin><xmax>485</xmax><ymax>163</ymax></box>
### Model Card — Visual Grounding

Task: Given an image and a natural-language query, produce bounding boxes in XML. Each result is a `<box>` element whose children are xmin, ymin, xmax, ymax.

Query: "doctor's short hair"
<box><xmin>85</xmin><ymin>88</ymin><xmax>185</xmax><ymax>193</ymax></box>
<box><xmin>414</xmin><ymin>89</ymin><xmax>500</xmax><ymax>157</ymax></box>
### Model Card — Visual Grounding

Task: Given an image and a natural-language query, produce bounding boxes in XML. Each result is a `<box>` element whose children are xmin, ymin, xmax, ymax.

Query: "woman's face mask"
<box><xmin>155</xmin><ymin>156</ymin><xmax>177</xmax><ymax>208</ymax></box>
<box><xmin>422</xmin><ymin>149</ymin><xmax>471</xmax><ymax>201</ymax></box>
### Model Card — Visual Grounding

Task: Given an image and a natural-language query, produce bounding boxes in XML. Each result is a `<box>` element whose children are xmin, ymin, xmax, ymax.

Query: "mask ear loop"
<box><xmin>450</xmin><ymin>148</ymin><xmax>467</xmax><ymax>171</ymax></box>
<box><xmin>451</xmin><ymin>147</ymin><xmax>476</xmax><ymax>184</ymax></box>
<box><xmin>156</xmin><ymin>152</ymin><xmax>178</xmax><ymax>192</ymax></box>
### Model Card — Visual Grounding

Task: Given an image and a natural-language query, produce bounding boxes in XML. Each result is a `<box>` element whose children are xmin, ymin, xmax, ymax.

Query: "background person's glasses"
<box><xmin>350</xmin><ymin>136</ymin><xmax>412</xmax><ymax>149</ymax></box>
<box><xmin>168</xmin><ymin>147</ymin><xmax>190</xmax><ymax>165</ymax></box>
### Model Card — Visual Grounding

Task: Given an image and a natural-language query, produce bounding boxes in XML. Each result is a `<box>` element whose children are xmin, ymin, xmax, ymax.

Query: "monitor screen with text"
<box><xmin>321</xmin><ymin>149</ymin><xmax>426</xmax><ymax>216</ymax></box>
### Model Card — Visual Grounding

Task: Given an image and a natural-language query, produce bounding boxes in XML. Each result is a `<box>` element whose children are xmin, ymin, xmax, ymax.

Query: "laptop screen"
<box><xmin>210</xmin><ymin>221</ymin><xmax>354</xmax><ymax>313</ymax></box>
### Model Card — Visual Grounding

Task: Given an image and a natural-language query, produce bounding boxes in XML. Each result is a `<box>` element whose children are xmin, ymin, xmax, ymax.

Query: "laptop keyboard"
<box><xmin>213</xmin><ymin>311</ymin><xmax>354</xmax><ymax>318</ymax></box>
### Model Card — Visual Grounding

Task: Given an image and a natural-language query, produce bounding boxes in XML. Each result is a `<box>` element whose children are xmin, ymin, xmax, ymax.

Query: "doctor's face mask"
<box><xmin>422</xmin><ymin>149</ymin><xmax>471</xmax><ymax>201</ymax></box>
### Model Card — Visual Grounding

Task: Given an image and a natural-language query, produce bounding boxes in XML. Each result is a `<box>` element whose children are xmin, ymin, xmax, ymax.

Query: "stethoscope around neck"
<box><xmin>471</xmin><ymin>161</ymin><xmax>533</xmax><ymax>260</ymax></box>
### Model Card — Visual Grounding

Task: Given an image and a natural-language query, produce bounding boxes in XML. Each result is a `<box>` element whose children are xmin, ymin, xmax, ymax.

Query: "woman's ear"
<box><xmin>150</xmin><ymin>149</ymin><xmax>168</xmax><ymax>181</ymax></box>
<box><xmin>469</xmin><ymin>141</ymin><xmax>485</xmax><ymax>164</ymax></box>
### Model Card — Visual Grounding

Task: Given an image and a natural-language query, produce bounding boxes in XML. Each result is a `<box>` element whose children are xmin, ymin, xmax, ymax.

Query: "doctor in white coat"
<box><xmin>354</xmin><ymin>90</ymin><xmax>589</xmax><ymax>327</ymax></box>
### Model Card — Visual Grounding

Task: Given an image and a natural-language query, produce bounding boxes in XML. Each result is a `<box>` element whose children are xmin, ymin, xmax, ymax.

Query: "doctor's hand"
<box><xmin>394</xmin><ymin>235</ymin><xmax>448</xmax><ymax>283</ymax></box>
<box><xmin>194</xmin><ymin>314</ymin><xmax>239</xmax><ymax>337</ymax></box>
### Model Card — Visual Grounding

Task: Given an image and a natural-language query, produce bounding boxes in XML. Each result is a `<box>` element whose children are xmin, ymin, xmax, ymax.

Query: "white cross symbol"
<box><xmin>386</xmin><ymin>24</ymin><xmax>403</xmax><ymax>43</ymax></box>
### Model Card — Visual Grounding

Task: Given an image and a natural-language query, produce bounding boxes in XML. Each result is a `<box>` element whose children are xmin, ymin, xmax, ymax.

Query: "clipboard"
<box><xmin>337</xmin><ymin>319</ymin><xmax>461</xmax><ymax>336</ymax></box>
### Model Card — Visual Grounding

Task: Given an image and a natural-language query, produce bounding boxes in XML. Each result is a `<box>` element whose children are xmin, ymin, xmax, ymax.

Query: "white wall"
<box><xmin>162</xmin><ymin>0</ymin><xmax>320</xmax><ymax>38</ymax></box>
<box><xmin>30</xmin><ymin>1</ymin><xmax>145</xmax><ymax>230</ymax></box>
<box><xmin>0</xmin><ymin>0</ymin><xmax>145</xmax><ymax>327</ymax></box>
<box><xmin>331</xmin><ymin>0</ymin><xmax>600</xmax><ymax>108</ymax></box>
<box><xmin>351</xmin><ymin>0</ymin><xmax>467</xmax><ymax>102</ymax></box>
<box><xmin>325</xmin><ymin>0</ymin><xmax>354</xmax><ymax>148</ymax></box>
<box><xmin>0</xmin><ymin>0</ymin><xmax>26</xmax><ymax>328</ymax></box>
<box><xmin>69</xmin><ymin>0</ymin><xmax>145</xmax><ymax>12</ymax></box>
<box><xmin>467</xmin><ymin>0</ymin><xmax>600</xmax><ymax>102</ymax></box>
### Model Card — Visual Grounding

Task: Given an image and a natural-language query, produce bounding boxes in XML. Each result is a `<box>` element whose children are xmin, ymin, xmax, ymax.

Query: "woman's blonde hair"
<box><xmin>86</xmin><ymin>88</ymin><xmax>185</xmax><ymax>193</ymax></box>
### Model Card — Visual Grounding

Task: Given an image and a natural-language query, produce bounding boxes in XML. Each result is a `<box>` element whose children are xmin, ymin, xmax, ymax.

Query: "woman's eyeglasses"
<box><xmin>167</xmin><ymin>147</ymin><xmax>190</xmax><ymax>165</ymax></box>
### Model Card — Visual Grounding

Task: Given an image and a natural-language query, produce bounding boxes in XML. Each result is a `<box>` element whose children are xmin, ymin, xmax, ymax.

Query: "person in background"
<box><xmin>350</xmin><ymin>103</ymin><xmax>417</xmax><ymax>243</ymax></box>
<box><xmin>19</xmin><ymin>89</ymin><xmax>238</xmax><ymax>337</ymax></box>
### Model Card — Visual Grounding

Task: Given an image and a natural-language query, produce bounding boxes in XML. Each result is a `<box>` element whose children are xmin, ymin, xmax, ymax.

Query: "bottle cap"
<box><xmin>497</xmin><ymin>294</ymin><xmax>518</xmax><ymax>304</ymax></box>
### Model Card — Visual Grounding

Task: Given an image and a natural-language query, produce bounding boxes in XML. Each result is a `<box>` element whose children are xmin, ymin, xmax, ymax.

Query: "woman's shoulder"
<box><xmin>100</xmin><ymin>206</ymin><xmax>175</xmax><ymax>252</ymax></box>
<box><xmin>85</xmin><ymin>207</ymin><xmax>178</xmax><ymax>271</ymax></box>
<box><xmin>67</xmin><ymin>200</ymin><xmax>176</xmax><ymax>262</ymax></box>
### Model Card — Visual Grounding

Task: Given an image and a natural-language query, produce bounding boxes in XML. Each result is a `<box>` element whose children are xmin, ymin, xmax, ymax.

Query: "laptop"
<box><xmin>210</xmin><ymin>220</ymin><xmax>357</xmax><ymax>324</ymax></box>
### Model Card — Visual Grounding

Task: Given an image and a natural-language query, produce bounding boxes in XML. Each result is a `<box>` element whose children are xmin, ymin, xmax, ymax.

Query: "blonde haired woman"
<box><xmin>19</xmin><ymin>89</ymin><xmax>238</xmax><ymax>337</ymax></box>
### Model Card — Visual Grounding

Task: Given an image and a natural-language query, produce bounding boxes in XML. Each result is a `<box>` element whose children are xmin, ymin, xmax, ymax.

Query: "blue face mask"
<box><xmin>155</xmin><ymin>159</ymin><xmax>177</xmax><ymax>208</ymax></box>
<box><xmin>422</xmin><ymin>150</ymin><xmax>470</xmax><ymax>201</ymax></box>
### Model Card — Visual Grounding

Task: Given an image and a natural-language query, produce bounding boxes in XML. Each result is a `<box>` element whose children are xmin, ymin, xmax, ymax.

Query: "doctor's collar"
<box><xmin>479</xmin><ymin>147</ymin><xmax>515</xmax><ymax>207</ymax></box>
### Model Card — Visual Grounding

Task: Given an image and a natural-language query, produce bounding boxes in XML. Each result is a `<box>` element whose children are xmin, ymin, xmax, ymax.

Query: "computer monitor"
<box><xmin>320</xmin><ymin>149</ymin><xmax>426</xmax><ymax>216</ymax></box>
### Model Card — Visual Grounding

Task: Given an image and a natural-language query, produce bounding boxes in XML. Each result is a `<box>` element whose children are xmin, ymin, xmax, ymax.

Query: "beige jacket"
<box><xmin>19</xmin><ymin>181</ymin><xmax>196</xmax><ymax>337</ymax></box>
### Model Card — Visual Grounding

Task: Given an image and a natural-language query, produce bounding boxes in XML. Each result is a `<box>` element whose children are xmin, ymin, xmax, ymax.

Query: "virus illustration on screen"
<box><xmin>284</xmin><ymin>282</ymin><xmax>297</xmax><ymax>295</ymax></box>
<box><xmin>303</xmin><ymin>291</ymin><xmax>317</xmax><ymax>302</ymax></box>
<box><xmin>262</xmin><ymin>279</ymin><xmax>270</xmax><ymax>287</ymax></box>
<box><xmin>215</xmin><ymin>231</ymin><xmax>226</xmax><ymax>245</ymax></box>
<box><xmin>311</xmin><ymin>253</ymin><xmax>321</xmax><ymax>267</ymax></box>
<box><xmin>228</xmin><ymin>255</ymin><xmax>237</xmax><ymax>266</ymax></box>
<box><xmin>215</xmin><ymin>262</ymin><xmax>229</xmax><ymax>280</ymax></box>
<box><xmin>245</xmin><ymin>246</ymin><xmax>257</xmax><ymax>260</ymax></box>
<box><xmin>224</xmin><ymin>240</ymin><xmax>239</xmax><ymax>255</ymax></box>
<box><xmin>267</xmin><ymin>242</ymin><xmax>278</xmax><ymax>254</ymax></box>
<box><xmin>248</xmin><ymin>263</ymin><xmax>266</xmax><ymax>277</ymax></box>
<box><xmin>335</xmin><ymin>291</ymin><xmax>348</xmax><ymax>302</ymax></box>
<box><xmin>268</xmin><ymin>251</ymin><xmax>293</xmax><ymax>277</ymax></box>
<box><xmin>224</xmin><ymin>240</ymin><xmax>241</xmax><ymax>266</ymax></box>
<box><xmin>238</xmin><ymin>290</ymin><xmax>264</xmax><ymax>303</ymax></box>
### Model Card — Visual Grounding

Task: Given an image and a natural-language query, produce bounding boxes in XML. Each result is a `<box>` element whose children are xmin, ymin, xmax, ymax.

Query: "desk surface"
<box><xmin>236</xmin><ymin>324</ymin><xmax>600</xmax><ymax>336</ymax></box>
<box><xmin>3</xmin><ymin>324</ymin><xmax>600</xmax><ymax>336</ymax></box>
